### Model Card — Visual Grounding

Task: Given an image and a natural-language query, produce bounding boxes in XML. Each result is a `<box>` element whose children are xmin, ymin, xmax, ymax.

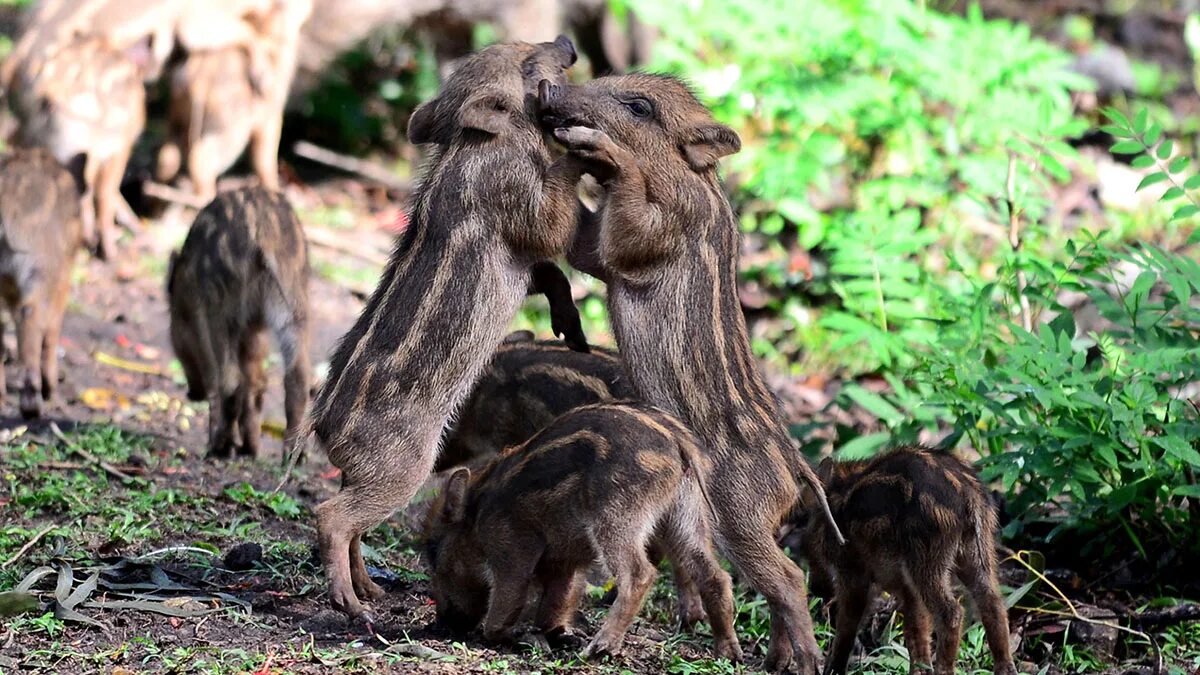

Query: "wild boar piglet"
<box><xmin>0</xmin><ymin>149</ymin><xmax>86</xmax><ymax>418</ymax></box>
<box><xmin>167</xmin><ymin>187</ymin><xmax>311</xmax><ymax>460</ymax></box>
<box><xmin>424</xmin><ymin>402</ymin><xmax>742</xmax><ymax>662</ymax></box>
<box><xmin>310</xmin><ymin>36</ymin><xmax>586</xmax><ymax>622</ymax></box>
<box><xmin>537</xmin><ymin>72</ymin><xmax>844</xmax><ymax>672</ymax></box>
<box><xmin>801</xmin><ymin>446</ymin><xmax>1017</xmax><ymax>675</ymax></box>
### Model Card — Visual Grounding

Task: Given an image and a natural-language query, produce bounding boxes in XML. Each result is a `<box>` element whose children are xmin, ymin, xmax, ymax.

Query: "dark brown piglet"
<box><xmin>167</xmin><ymin>186</ymin><xmax>311</xmax><ymax>461</ymax></box>
<box><xmin>537</xmin><ymin>72</ymin><xmax>843</xmax><ymax>672</ymax></box>
<box><xmin>309</xmin><ymin>37</ymin><xmax>585</xmax><ymax>622</ymax></box>
<box><xmin>424</xmin><ymin>402</ymin><xmax>742</xmax><ymax>662</ymax></box>
<box><xmin>435</xmin><ymin>336</ymin><xmax>632</xmax><ymax>471</ymax></box>
<box><xmin>802</xmin><ymin>446</ymin><xmax>1017</xmax><ymax>675</ymax></box>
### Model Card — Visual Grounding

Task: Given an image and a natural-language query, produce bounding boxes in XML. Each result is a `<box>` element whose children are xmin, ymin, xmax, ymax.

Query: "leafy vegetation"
<box><xmin>833</xmin><ymin>108</ymin><xmax>1200</xmax><ymax>567</ymax></box>
<box><xmin>631</xmin><ymin>0</ymin><xmax>1090</xmax><ymax>373</ymax></box>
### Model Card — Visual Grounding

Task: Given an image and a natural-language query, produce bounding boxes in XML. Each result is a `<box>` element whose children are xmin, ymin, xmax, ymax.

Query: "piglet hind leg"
<box><xmin>16</xmin><ymin>302</ymin><xmax>45</xmax><ymax>418</ymax></box>
<box><xmin>895</xmin><ymin>580</ymin><xmax>933</xmax><ymax>673</ymax></box>
<box><xmin>349</xmin><ymin>532</ymin><xmax>385</xmax><ymax>601</ymax></box>
<box><xmin>719</xmin><ymin>513</ymin><xmax>822</xmax><ymax>673</ymax></box>
<box><xmin>958</xmin><ymin>552</ymin><xmax>1017</xmax><ymax>675</ymax></box>
<box><xmin>658</xmin><ymin>497</ymin><xmax>742</xmax><ymax>662</ymax></box>
<box><xmin>917</xmin><ymin>568</ymin><xmax>963</xmax><ymax>675</ymax></box>
<box><xmin>316</xmin><ymin>450</ymin><xmax>438</xmax><ymax>622</ymax></box>
<box><xmin>582</xmin><ymin>519</ymin><xmax>658</xmax><ymax>659</ymax></box>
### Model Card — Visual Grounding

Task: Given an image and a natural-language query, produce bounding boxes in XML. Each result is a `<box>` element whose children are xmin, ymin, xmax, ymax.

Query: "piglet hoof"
<box><xmin>581</xmin><ymin>635</ymin><xmax>623</xmax><ymax>661</ymax></box>
<box><xmin>19</xmin><ymin>388</ymin><xmax>41</xmax><ymax>419</ymax></box>
<box><xmin>517</xmin><ymin>631</ymin><xmax>552</xmax><ymax>653</ymax></box>
<box><xmin>353</xmin><ymin>577</ymin><xmax>386</xmax><ymax>602</ymax></box>
<box><xmin>763</xmin><ymin>640</ymin><xmax>793</xmax><ymax>673</ymax></box>
<box><xmin>553</xmin><ymin>126</ymin><xmax>604</xmax><ymax>151</ymax></box>
<box><xmin>544</xmin><ymin>627</ymin><xmax>586</xmax><ymax>651</ymax></box>
<box><xmin>676</xmin><ymin>598</ymin><xmax>707</xmax><ymax>632</ymax></box>
<box><xmin>714</xmin><ymin>638</ymin><xmax>744</xmax><ymax>664</ymax></box>
<box><xmin>551</xmin><ymin>310</ymin><xmax>589</xmax><ymax>354</ymax></box>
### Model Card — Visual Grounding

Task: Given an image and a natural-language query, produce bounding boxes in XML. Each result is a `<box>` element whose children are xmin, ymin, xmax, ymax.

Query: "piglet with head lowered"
<box><xmin>309</xmin><ymin>36</ymin><xmax>585</xmax><ymax>623</ymax></box>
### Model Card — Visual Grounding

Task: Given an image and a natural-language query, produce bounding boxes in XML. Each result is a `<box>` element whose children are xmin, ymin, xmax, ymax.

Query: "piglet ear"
<box><xmin>442</xmin><ymin>467</ymin><xmax>471</xmax><ymax>524</ymax></box>
<box><xmin>816</xmin><ymin>457</ymin><xmax>835</xmax><ymax>484</ymax></box>
<box><xmin>680</xmin><ymin>123</ymin><xmax>740</xmax><ymax>172</ymax></box>
<box><xmin>458</xmin><ymin>92</ymin><xmax>512</xmax><ymax>136</ymax></box>
<box><xmin>407</xmin><ymin>99</ymin><xmax>441</xmax><ymax>145</ymax></box>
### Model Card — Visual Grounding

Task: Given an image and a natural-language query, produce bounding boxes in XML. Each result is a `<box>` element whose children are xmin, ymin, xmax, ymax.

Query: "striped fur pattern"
<box><xmin>803</xmin><ymin>447</ymin><xmax>1016</xmax><ymax>675</ymax></box>
<box><xmin>166</xmin><ymin>187</ymin><xmax>311</xmax><ymax>461</ymax></box>
<box><xmin>3</xmin><ymin>32</ymin><xmax>148</xmax><ymax>260</ymax></box>
<box><xmin>538</xmin><ymin>72</ymin><xmax>841</xmax><ymax>672</ymax></box>
<box><xmin>0</xmin><ymin>148</ymin><xmax>86</xmax><ymax>418</ymax></box>
<box><xmin>436</xmin><ymin>336</ymin><xmax>633</xmax><ymax>471</ymax></box>
<box><xmin>309</xmin><ymin>37</ymin><xmax>583</xmax><ymax>622</ymax></box>
<box><xmin>424</xmin><ymin>402</ymin><xmax>743</xmax><ymax>662</ymax></box>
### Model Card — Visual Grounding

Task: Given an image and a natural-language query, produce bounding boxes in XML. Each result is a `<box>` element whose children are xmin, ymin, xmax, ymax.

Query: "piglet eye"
<box><xmin>625</xmin><ymin>98</ymin><xmax>652</xmax><ymax>118</ymax></box>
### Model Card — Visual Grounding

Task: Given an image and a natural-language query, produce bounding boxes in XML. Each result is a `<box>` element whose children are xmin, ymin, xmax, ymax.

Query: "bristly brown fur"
<box><xmin>436</xmin><ymin>336</ymin><xmax>633</xmax><ymax>471</ymax></box>
<box><xmin>166</xmin><ymin>187</ymin><xmax>312</xmax><ymax>462</ymax></box>
<box><xmin>308</xmin><ymin>37</ymin><xmax>584</xmax><ymax>622</ymax></box>
<box><xmin>538</xmin><ymin>71</ymin><xmax>841</xmax><ymax>673</ymax></box>
<box><xmin>423</xmin><ymin>401</ymin><xmax>743</xmax><ymax>662</ymax></box>
<box><xmin>0</xmin><ymin>148</ymin><xmax>86</xmax><ymax>418</ymax></box>
<box><xmin>802</xmin><ymin>446</ymin><xmax>1017</xmax><ymax>675</ymax></box>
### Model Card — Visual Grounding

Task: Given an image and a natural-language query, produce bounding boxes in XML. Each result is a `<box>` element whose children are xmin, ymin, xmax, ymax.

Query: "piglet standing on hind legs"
<box><xmin>308</xmin><ymin>36</ymin><xmax>584</xmax><ymax>623</ymax></box>
<box><xmin>538</xmin><ymin>74</ymin><xmax>845</xmax><ymax>672</ymax></box>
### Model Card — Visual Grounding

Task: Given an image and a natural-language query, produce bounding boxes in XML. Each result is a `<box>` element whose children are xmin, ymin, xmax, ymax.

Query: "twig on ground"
<box><xmin>1127</xmin><ymin>603</ymin><xmax>1200</xmax><ymax>628</ymax></box>
<box><xmin>293</xmin><ymin>141</ymin><xmax>412</xmax><ymax>192</ymax></box>
<box><xmin>130</xmin><ymin>546</ymin><xmax>220</xmax><ymax>563</ymax></box>
<box><xmin>1008</xmin><ymin>551</ymin><xmax>1163</xmax><ymax>675</ymax></box>
<box><xmin>48</xmin><ymin>422</ymin><xmax>138</xmax><ymax>484</ymax></box>
<box><xmin>1</xmin><ymin>524</ymin><xmax>57</xmax><ymax>569</ymax></box>
<box><xmin>304</xmin><ymin>226</ymin><xmax>389</xmax><ymax>266</ymax></box>
<box><xmin>142</xmin><ymin>181</ymin><xmax>208</xmax><ymax>209</ymax></box>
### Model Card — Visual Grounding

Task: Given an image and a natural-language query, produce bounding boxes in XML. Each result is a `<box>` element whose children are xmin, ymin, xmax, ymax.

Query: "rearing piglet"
<box><xmin>309</xmin><ymin>36</ymin><xmax>584</xmax><ymax>622</ymax></box>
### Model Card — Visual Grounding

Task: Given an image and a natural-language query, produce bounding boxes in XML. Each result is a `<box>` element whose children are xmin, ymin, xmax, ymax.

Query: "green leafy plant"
<box><xmin>838</xmin><ymin>108</ymin><xmax>1200</xmax><ymax>564</ymax></box>
<box><xmin>632</xmin><ymin>0</ymin><xmax>1090</xmax><ymax>372</ymax></box>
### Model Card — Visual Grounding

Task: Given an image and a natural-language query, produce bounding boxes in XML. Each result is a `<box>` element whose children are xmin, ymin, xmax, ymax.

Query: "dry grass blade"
<box><xmin>1007</xmin><ymin>550</ymin><xmax>1164</xmax><ymax>675</ymax></box>
<box><xmin>1</xmin><ymin>524</ymin><xmax>57</xmax><ymax>569</ymax></box>
<box><xmin>47</xmin><ymin>422</ymin><xmax>139</xmax><ymax>484</ymax></box>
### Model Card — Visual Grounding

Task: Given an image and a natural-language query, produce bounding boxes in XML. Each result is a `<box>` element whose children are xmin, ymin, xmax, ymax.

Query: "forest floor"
<box><xmin>1</xmin><ymin>174</ymin><xmax>1197</xmax><ymax>675</ymax></box>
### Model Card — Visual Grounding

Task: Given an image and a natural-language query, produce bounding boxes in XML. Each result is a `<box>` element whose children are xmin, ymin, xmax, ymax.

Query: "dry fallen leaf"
<box><xmin>95</xmin><ymin>351</ymin><xmax>162</xmax><ymax>376</ymax></box>
<box><xmin>261</xmin><ymin>421</ymin><xmax>286</xmax><ymax>440</ymax></box>
<box><xmin>80</xmin><ymin>387</ymin><xmax>131</xmax><ymax>411</ymax></box>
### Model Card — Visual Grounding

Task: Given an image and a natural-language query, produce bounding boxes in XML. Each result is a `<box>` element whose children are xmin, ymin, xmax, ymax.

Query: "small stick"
<box><xmin>293</xmin><ymin>141</ymin><xmax>412</xmax><ymax>192</ymax></box>
<box><xmin>48</xmin><ymin>422</ymin><xmax>138</xmax><ymax>484</ymax></box>
<box><xmin>142</xmin><ymin>181</ymin><xmax>208</xmax><ymax>210</ymax></box>
<box><xmin>304</xmin><ymin>226</ymin><xmax>389</xmax><ymax>266</ymax></box>
<box><xmin>1005</xmin><ymin>153</ymin><xmax>1033</xmax><ymax>332</ymax></box>
<box><xmin>1</xmin><ymin>523</ymin><xmax>56</xmax><ymax>569</ymax></box>
<box><xmin>131</xmin><ymin>546</ymin><xmax>219</xmax><ymax>562</ymax></box>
